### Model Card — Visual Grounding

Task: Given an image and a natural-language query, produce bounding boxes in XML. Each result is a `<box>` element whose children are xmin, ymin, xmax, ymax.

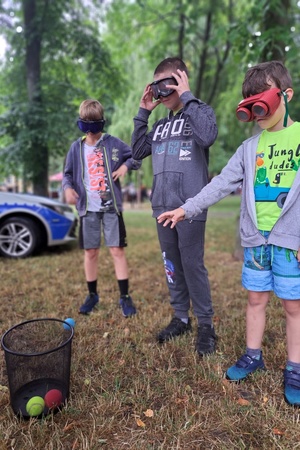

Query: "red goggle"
<box><xmin>236</xmin><ymin>88</ymin><xmax>282</xmax><ymax>122</ymax></box>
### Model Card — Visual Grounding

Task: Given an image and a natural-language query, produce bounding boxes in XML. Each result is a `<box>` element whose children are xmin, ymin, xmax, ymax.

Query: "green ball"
<box><xmin>26</xmin><ymin>396</ymin><xmax>45</xmax><ymax>417</ymax></box>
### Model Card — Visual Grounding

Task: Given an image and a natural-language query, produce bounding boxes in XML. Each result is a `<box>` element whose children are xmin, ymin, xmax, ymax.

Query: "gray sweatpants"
<box><xmin>156</xmin><ymin>219</ymin><xmax>213</xmax><ymax>325</ymax></box>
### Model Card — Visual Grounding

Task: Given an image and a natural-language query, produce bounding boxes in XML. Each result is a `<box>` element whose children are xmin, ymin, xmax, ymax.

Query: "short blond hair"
<box><xmin>79</xmin><ymin>99</ymin><xmax>104</xmax><ymax>121</ymax></box>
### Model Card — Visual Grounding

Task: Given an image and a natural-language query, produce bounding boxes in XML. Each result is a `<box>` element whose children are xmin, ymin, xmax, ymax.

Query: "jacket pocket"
<box><xmin>151</xmin><ymin>172</ymin><xmax>185</xmax><ymax>210</ymax></box>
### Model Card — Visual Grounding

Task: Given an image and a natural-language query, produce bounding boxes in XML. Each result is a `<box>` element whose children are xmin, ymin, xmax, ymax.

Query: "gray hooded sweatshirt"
<box><xmin>182</xmin><ymin>133</ymin><xmax>300</xmax><ymax>251</ymax></box>
<box><xmin>131</xmin><ymin>91</ymin><xmax>218</xmax><ymax>220</ymax></box>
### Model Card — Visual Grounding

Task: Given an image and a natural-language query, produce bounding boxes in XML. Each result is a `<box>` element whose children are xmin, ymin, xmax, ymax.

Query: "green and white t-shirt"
<box><xmin>254</xmin><ymin>121</ymin><xmax>300</xmax><ymax>231</ymax></box>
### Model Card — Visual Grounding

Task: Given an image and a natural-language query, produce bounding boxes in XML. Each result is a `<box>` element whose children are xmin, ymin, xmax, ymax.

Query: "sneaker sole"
<box><xmin>156</xmin><ymin>329</ymin><xmax>192</xmax><ymax>344</ymax></box>
<box><xmin>197</xmin><ymin>347</ymin><xmax>216</xmax><ymax>357</ymax></box>
<box><xmin>225</xmin><ymin>366</ymin><xmax>266</xmax><ymax>382</ymax></box>
<box><xmin>283</xmin><ymin>391</ymin><xmax>300</xmax><ymax>407</ymax></box>
<box><xmin>122</xmin><ymin>310</ymin><xmax>137</xmax><ymax>318</ymax></box>
<box><xmin>78</xmin><ymin>301</ymin><xmax>99</xmax><ymax>315</ymax></box>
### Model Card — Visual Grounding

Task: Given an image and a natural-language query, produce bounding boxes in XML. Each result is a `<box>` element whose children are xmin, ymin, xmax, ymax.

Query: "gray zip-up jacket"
<box><xmin>131</xmin><ymin>91</ymin><xmax>218</xmax><ymax>219</ymax></box>
<box><xmin>182</xmin><ymin>133</ymin><xmax>300</xmax><ymax>251</ymax></box>
<box><xmin>62</xmin><ymin>134</ymin><xmax>141</xmax><ymax>217</ymax></box>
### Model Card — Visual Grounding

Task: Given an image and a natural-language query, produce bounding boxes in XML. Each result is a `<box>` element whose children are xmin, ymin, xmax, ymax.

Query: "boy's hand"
<box><xmin>140</xmin><ymin>84</ymin><xmax>161</xmax><ymax>111</ymax></box>
<box><xmin>157</xmin><ymin>208</ymin><xmax>186</xmax><ymax>228</ymax></box>
<box><xmin>64</xmin><ymin>188</ymin><xmax>79</xmax><ymax>205</ymax></box>
<box><xmin>168</xmin><ymin>69</ymin><xmax>190</xmax><ymax>97</ymax></box>
<box><xmin>112</xmin><ymin>164</ymin><xmax>128</xmax><ymax>181</ymax></box>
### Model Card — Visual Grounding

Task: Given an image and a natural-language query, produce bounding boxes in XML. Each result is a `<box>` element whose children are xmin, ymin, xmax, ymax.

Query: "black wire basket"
<box><xmin>1</xmin><ymin>318</ymin><xmax>74</xmax><ymax>419</ymax></box>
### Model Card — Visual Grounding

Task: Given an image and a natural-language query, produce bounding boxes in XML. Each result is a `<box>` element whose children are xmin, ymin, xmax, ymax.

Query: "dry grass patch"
<box><xmin>0</xmin><ymin>197</ymin><xmax>300</xmax><ymax>449</ymax></box>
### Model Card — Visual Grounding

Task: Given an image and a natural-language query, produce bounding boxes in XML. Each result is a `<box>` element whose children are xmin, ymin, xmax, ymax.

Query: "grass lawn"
<box><xmin>0</xmin><ymin>195</ymin><xmax>299</xmax><ymax>449</ymax></box>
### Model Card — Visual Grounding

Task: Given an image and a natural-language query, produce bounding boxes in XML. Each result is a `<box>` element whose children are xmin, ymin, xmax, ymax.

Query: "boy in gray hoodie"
<box><xmin>131</xmin><ymin>57</ymin><xmax>218</xmax><ymax>356</ymax></box>
<box><xmin>158</xmin><ymin>61</ymin><xmax>300</xmax><ymax>406</ymax></box>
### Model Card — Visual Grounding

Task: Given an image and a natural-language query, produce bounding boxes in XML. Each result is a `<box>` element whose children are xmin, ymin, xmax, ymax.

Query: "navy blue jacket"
<box><xmin>63</xmin><ymin>134</ymin><xmax>141</xmax><ymax>216</ymax></box>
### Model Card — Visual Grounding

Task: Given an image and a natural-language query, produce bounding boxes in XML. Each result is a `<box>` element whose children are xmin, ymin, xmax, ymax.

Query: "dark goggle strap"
<box><xmin>150</xmin><ymin>76</ymin><xmax>177</xmax><ymax>87</ymax></box>
<box><xmin>281</xmin><ymin>91</ymin><xmax>288</xmax><ymax>128</ymax></box>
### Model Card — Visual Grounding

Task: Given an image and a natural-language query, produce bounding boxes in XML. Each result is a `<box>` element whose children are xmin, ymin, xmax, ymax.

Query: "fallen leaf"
<box><xmin>175</xmin><ymin>396</ymin><xmax>188</xmax><ymax>404</ymax></box>
<box><xmin>273</xmin><ymin>428</ymin><xmax>285</xmax><ymax>436</ymax></box>
<box><xmin>63</xmin><ymin>421</ymin><xmax>81</xmax><ymax>432</ymax></box>
<box><xmin>0</xmin><ymin>385</ymin><xmax>8</xmax><ymax>392</ymax></box>
<box><xmin>237</xmin><ymin>398</ymin><xmax>250</xmax><ymax>406</ymax></box>
<box><xmin>144</xmin><ymin>409</ymin><xmax>154</xmax><ymax>417</ymax></box>
<box><xmin>136</xmin><ymin>418</ymin><xmax>146</xmax><ymax>428</ymax></box>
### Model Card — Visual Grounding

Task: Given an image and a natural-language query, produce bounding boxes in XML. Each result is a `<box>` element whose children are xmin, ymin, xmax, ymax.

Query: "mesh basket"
<box><xmin>1</xmin><ymin>318</ymin><xmax>74</xmax><ymax>419</ymax></box>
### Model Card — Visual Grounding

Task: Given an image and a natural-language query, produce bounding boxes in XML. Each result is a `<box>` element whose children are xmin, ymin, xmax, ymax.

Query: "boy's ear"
<box><xmin>285</xmin><ymin>88</ymin><xmax>294</xmax><ymax>102</ymax></box>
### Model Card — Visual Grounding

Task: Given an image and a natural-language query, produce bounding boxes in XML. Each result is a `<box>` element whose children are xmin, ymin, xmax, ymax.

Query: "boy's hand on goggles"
<box><xmin>140</xmin><ymin>84</ymin><xmax>161</xmax><ymax>111</ymax></box>
<box><xmin>171</xmin><ymin>70</ymin><xmax>190</xmax><ymax>97</ymax></box>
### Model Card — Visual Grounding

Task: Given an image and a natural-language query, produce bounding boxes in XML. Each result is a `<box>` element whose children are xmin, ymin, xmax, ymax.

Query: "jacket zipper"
<box><xmin>102</xmin><ymin>144</ymin><xmax>120</xmax><ymax>215</ymax></box>
<box><xmin>80</xmin><ymin>137</ymin><xmax>89</xmax><ymax>215</ymax></box>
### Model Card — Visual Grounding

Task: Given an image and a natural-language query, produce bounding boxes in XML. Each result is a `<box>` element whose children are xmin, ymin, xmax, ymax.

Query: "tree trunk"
<box><xmin>261</xmin><ymin>0</ymin><xmax>291</xmax><ymax>62</ymax></box>
<box><xmin>23</xmin><ymin>0</ymin><xmax>49</xmax><ymax>196</ymax></box>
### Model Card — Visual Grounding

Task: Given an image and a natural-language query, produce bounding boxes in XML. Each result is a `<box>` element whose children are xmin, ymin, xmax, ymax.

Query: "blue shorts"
<box><xmin>242</xmin><ymin>232</ymin><xmax>300</xmax><ymax>300</ymax></box>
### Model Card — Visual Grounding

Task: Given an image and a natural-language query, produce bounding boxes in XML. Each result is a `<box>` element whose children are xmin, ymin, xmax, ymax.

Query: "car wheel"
<box><xmin>0</xmin><ymin>216</ymin><xmax>40</xmax><ymax>258</ymax></box>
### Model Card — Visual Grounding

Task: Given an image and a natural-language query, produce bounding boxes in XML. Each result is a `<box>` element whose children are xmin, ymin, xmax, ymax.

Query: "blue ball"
<box><xmin>63</xmin><ymin>318</ymin><xmax>75</xmax><ymax>330</ymax></box>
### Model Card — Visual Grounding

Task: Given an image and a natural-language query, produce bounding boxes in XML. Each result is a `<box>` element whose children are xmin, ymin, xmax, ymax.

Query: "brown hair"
<box><xmin>79</xmin><ymin>99</ymin><xmax>104</xmax><ymax>120</ymax></box>
<box><xmin>242</xmin><ymin>61</ymin><xmax>292</xmax><ymax>98</ymax></box>
<box><xmin>154</xmin><ymin>57</ymin><xmax>189</xmax><ymax>77</ymax></box>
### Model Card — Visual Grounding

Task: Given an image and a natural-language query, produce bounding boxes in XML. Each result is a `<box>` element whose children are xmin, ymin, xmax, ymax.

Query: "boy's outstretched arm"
<box><xmin>157</xmin><ymin>207</ymin><xmax>186</xmax><ymax>228</ymax></box>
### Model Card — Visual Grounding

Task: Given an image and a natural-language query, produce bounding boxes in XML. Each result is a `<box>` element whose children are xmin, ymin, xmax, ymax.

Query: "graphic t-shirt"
<box><xmin>255</xmin><ymin>121</ymin><xmax>300</xmax><ymax>230</ymax></box>
<box><xmin>83</xmin><ymin>139</ymin><xmax>113</xmax><ymax>211</ymax></box>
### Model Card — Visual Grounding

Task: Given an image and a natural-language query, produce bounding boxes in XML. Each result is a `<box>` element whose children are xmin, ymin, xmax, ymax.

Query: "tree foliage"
<box><xmin>0</xmin><ymin>0</ymin><xmax>123</xmax><ymax>194</ymax></box>
<box><xmin>0</xmin><ymin>0</ymin><xmax>300</xmax><ymax>192</ymax></box>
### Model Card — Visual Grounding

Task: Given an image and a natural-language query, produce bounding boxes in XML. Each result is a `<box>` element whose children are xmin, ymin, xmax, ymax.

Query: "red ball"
<box><xmin>44</xmin><ymin>389</ymin><xmax>63</xmax><ymax>409</ymax></box>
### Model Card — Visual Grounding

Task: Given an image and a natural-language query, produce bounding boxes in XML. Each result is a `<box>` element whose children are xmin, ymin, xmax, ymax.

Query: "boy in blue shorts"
<box><xmin>157</xmin><ymin>61</ymin><xmax>300</xmax><ymax>405</ymax></box>
<box><xmin>63</xmin><ymin>99</ymin><xmax>141</xmax><ymax>317</ymax></box>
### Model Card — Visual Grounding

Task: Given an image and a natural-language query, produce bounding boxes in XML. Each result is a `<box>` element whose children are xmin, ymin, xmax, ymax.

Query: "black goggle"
<box><xmin>150</xmin><ymin>77</ymin><xmax>177</xmax><ymax>100</ymax></box>
<box><xmin>77</xmin><ymin>118</ymin><xmax>106</xmax><ymax>134</ymax></box>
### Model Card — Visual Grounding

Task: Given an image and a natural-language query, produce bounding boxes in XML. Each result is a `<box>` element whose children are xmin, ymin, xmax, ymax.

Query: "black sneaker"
<box><xmin>157</xmin><ymin>317</ymin><xmax>192</xmax><ymax>343</ymax></box>
<box><xmin>196</xmin><ymin>324</ymin><xmax>217</xmax><ymax>356</ymax></box>
<box><xmin>79</xmin><ymin>293</ymin><xmax>99</xmax><ymax>314</ymax></box>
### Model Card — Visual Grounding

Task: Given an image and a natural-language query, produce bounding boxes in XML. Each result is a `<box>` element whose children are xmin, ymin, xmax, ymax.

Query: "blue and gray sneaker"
<box><xmin>284</xmin><ymin>368</ymin><xmax>300</xmax><ymax>406</ymax></box>
<box><xmin>79</xmin><ymin>293</ymin><xmax>99</xmax><ymax>314</ymax></box>
<box><xmin>226</xmin><ymin>352</ymin><xmax>265</xmax><ymax>381</ymax></box>
<box><xmin>119</xmin><ymin>295</ymin><xmax>137</xmax><ymax>318</ymax></box>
